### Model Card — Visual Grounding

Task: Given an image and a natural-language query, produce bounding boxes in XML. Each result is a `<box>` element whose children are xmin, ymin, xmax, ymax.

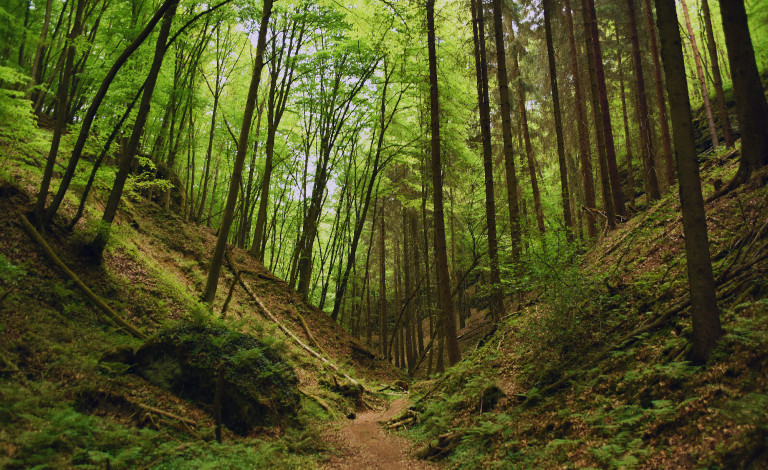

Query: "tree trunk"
<box><xmin>642</xmin><ymin>0</ymin><xmax>676</xmax><ymax>187</ymax></box>
<box><xmin>654</xmin><ymin>0</ymin><xmax>722</xmax><ymax>364</ymax></box>
<box><xmin>33</xmin><ymin>0</ymin><xmax>85</xmax><ymax>227</ymax></box>
<box><xmin>427</xmin><ymin>0</ymin><xmax>460</xmax><ymax>366</ymax></box>
<box><xmin>201</xmin><ymin>0</ymin><xmax>273</xmax><ymax>305</ymax></box>
<box><xmin>490</xmin><ymin>0</ymin><xmax>522</xmax><ymax>259</ymax></box>
<box><xmin>616</xmin><ymin>30</ymin><xmax>636</xmax><ymax>209</ymax></box>
<box><xmin>544</xmin><ymin>0</ymin><xmax>573</xmax><ymax>240</ymax></box>
<box><xmin>584</xmin><ymin>0</ymin><xmax>626</xmax><ymax>218</ymax></box>
<box><xmin>700</xmin><ymin>0</ymin><xmax>733</xmax><ymax>149</ymax></box>
<box><xmin>626</xmin><ymin>0</ymin><xmax>661</xmax><ymax>202</ymax></box>
<box><xmin>378</xmin><ymin>197</ymin><xmax>388</xmax><ymax>359</ymax></box>
<box><xmin>717</xmin><ymin>0</ymin><xmax>768</xmax><ymax>187</ymax></box>
<box><xmin>90</xmin><ymin>3</ymin><xmax>178</xmax><ymax>255</ymax></box>
<box><xmin>509</xmin><ymin>27</ymin><xmax>544</xmax><ymax>235</ymax></box>
<box><xmin>41</xmin><ymin>0</ymin><xmax>180</xmax><ymax>226</ymax></box>
<box><xmin>681</xmin><ymin>0</ymin><xmax>719</xmax><ymax>151</ymax></box>
<box><xmin>470</xmin><ymin>0</ymin><xmax>503</xmax><ymax>321</ymax></box>
<box><xmin>581</xmin><ymin>0</ymin><xmax>615</xmax><ymax>230</ymax></box>
<box><xmin>564</xmin><ymin>0</ymin><xmax>597</xmax><ymax>239</ymax></box>
<box><xmin>29</xmin><ymin>0</ymin><xmax>53</xmax><ymax>90</ymax></box>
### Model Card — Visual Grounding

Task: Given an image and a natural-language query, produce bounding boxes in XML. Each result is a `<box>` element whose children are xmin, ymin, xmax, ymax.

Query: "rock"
<box><xmin>133</xmin><ymin>323</ymin><xmax>300</xmax><ymax>435</ymax></box>
<box><xmin>99</xmin><ymin>345</ymin><xmax>135</xmax><ymax>366</ymax></box>
<box><xmin>347</xmin><ymin>412</ymin><xmax>356</xmax><ymax>420</ymax></box>
<box><xmin>479</xmin><ymin>384</ymin><xmax>506</xmax><ymax>413</ymax></box>
<box><xmin>393</xmin><ymin>379</ymin><xmax>409</xmax><ymax>392</ymax></box>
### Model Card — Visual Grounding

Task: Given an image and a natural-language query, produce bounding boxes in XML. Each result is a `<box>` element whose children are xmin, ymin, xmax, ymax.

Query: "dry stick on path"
<box><xmin>20</xmin><ymin>215</ymin><xmax>147</xmax><ymax>340</ymax></box>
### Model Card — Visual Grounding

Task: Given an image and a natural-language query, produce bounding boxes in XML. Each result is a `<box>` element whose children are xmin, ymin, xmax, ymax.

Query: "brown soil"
<box><xmin>322</xmin><ymin>399</ymin><xmax>439</xmax><ymax>470</ymax></box>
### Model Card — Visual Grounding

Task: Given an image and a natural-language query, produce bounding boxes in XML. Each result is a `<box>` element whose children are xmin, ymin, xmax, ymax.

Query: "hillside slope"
<box><xmin>401</xmin><ymin>149</ymin><xmax>768</xmax><ymax>468</ymax></box>
<box><xmin>0</xmin><ymin>136</ymin><xmax>401</xmax><ymax>468</ymax></box>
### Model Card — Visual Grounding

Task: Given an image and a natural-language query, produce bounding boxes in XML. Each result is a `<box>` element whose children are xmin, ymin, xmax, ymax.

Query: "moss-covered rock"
<box><xmin>134</xmin><ymin>323</ymin><xmax>300</xmax><ymax>435</ymax></box>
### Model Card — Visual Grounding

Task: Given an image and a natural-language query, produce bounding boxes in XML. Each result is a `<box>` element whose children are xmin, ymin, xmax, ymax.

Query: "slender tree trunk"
<box><xmin>470</xmin><ymin>0</ymin><xmax>503</xmax><ymax>321</ymax></box>
<box><xmin>490</xmin><ymin>0</ymin><xmax>522</xmax><ymax>259</ymax></box>
<box><xmin>41</xmin><ymin>0</ymin><xmax>181</xmax><ymax>226</ymax></box>
<box><xmin>700</xmin><ymin>0</ymin><xmax>733</xmax><ymax>148</ymax></box>
<box><xmin>717</xmin><ymin>0</ymin><xmax>768</xmax><ymax>188</ymax></box>
<box><xmin>202</xmin><ymin>0</ymin><xmax>273</xmax><ymax>305</ymax></box>
<box><xmin>33</xmin><ymin>0</ymin><xmax>85</xmax><ymax>227</ymax></box>
<box><xmin>544</xmin><ymin>0</ymin><xmax>573</xmax><ymax>240</ymax></box>
<box><xmin>642</xmin><ymin>0</ymin><xmax>676</xmax><ymax>187</ymax></box>
<box><xmin>509</xmin><ymin>27</ymin><xmax>545</xmax><ymax>235</ymax></box>
<box><xmin>564</xmin><ymin>0</ymin><xmax>597</xmax><ymax>238</ymax></box>
<box><xmin>29</xmin><ymin>0</ymin><xmax>53</xmax><ymax>90</ymax></box>
<box><xmin>90</xmin><ymin>3</ymin><xmax>178</xmax><ymax>255</ymax></box>
<box><xmin>378</xmin><ymin>197</ymin><xmax>387</xmax><ymax>359</ymax></box>
<box><xmin>681</xmin><ymin>0</ymin><xmax>719</xmax><ymax>151</ymax></box>
<box><xmin>654</xmin><ymin>0</ymin><xmax>721</xmax><ymax>364</ymax></box>
<box><xmin>427</xmin><ymin>0</ymin><xmax>460</xmax><ymax>367</ymax></box>
<box><xmin>584</xmin><ymin>0</ymin><xmax>626</xmax><ymax>218</ymax></box>
<box><xmin>581</xmin><ymin>0</ymin><xmax>615</xmax><ymax>229</ymax></box>
<box><xmin>627</xmin><ymin>0</ymin><xmax>661</xmax><ymax>202</ymax></box>
<box><xmin>616</xmin><ymin>30</ymin><xmax>636</xmax><ymax>209</ymax></box>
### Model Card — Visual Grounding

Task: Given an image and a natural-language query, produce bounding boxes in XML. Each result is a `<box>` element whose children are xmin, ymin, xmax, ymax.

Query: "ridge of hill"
<box><xmin>400</xmin><ymin>148</ymin><xmax>768</xmax><ymax>468</ymax></box>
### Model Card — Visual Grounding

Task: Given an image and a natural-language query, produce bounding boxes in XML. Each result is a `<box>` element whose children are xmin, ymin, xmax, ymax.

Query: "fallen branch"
<box><xmin>235</xmin><ymin>270</ymin><xmax>363</xmax><ymax>390</ymax></box>
<box><xmin>298</xmin><ymin>388</ymin><xmax>336</xmax><ymax>418</ymax></box>
<box><xmin>136</xmin><ymin>403</ymin><xmax>197</xmax><ymax>426</ymax></box>
<box><xmin>0</xmin><ymin>285</ymin><xmax>16</xmax><ymax>305</ymax></box>
<box><xmin>20</xmin><ymin>215</ymin><xmax>147</xmax><ymax>340</ymax></box>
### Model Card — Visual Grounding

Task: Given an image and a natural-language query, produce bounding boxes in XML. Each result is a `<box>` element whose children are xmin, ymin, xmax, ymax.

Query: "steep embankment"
<box><xmin>398</xmin><ymin>149</ymin><xmax>768</xmax><ymax>468</ymax></box>
<box><xmin>0</xmin><ymin>137</ymin><xmax>404</xmax><ymax>468</ymax></box>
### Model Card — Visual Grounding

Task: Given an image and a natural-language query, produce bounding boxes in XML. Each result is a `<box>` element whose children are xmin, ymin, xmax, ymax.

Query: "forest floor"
<box><xmin>322</xmin><ymin>398</ymin><xmax>437</xmax><ymax>470</ymax></box>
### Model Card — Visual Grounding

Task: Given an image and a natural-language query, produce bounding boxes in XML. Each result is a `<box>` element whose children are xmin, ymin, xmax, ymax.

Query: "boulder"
<box><xmin>134</xmin><ymin>323</ymin><xmax>300</xmax><ymax>435</ymax></box>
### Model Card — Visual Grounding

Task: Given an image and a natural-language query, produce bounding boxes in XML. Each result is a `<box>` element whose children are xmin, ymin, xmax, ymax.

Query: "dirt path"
<box><xmin>322</xmin><ymin>398</ymin><xmax>438</xmax><ymax>470</ymax></box>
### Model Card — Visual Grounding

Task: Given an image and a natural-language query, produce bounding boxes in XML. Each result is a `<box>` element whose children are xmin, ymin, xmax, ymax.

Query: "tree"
<box><xmin>626</xmin><ymin>0</ymin><xmax>660</xmax><ymax>202</ymax></box>
<box><xmin>584</xmin><ymin>0</ymin><xmax>626</xmax><ymax>219</ymax></box>
<box><xmin>654</xmin><ymin>0</ymin><xmax>722</xmax><ymax>364</ymax></box>
<box><xmin>564</xmin><ymin>0</ymin><xmax>597</xmax><ymax>238</ymax></box>
<box><xmin>681</xmin><ymin>0</ymin><xmax>719</xmax><ymax>151</ymax></box>
<box><xmin>490</xmin><ymin>0</ymin><xmax>521</xmax><ymax>258</ymax></box>
<box><xmin>700</xmin><ymin>0</ymin><xmax>733</xmax><ymax>149</ymax></box>
<box><xmin>543</xmin><ymin>0</ymin><xmax>573</xmax><ymax>241</ymax></box>
<box><xmin>427</xmin><ymin>0</ymin><xmax>460</xmax><ymax>366</ymax></box>
<box><xmin>90</xmin><ymin>2</ymin><xmax>179</xmax><ymax>257</ymax></box>
<box><xmin>202</xmin><ymin>0</ymin><xmax>273</xmax><ymax>305</ymax></box>
<box><xmin>717</xmin><ymin>0</ymin><xmax>768</xmax><ymax>189</ymax></box>
<box><xmin>470</xmin><ymin>0</ymin><xmax>503</xmax><ymax>321</ymax></box>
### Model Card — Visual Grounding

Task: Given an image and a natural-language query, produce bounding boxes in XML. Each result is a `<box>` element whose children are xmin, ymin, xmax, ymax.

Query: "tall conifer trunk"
<box><xmin>544</xmin><ymin>0</ymin><xmax>573</xmax><ymax>240</ymax></box>
<box><xmin>426</xmin><ymin>0</ymin><xmax>460</xmax><ymax>366</ymax></box>
<box><xmin>564</xmin><ymin>0</ymin><xmax>597</xmax><ymax>238</ymax></box>
<box><xmin>654</xmin><ymin>0</ymin><xmax>722</xmax><ymax>364</ymax></box>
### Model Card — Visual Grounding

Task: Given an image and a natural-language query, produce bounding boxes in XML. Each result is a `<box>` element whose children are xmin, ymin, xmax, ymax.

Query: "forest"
<box><xmin>0</xmin><ymin>0</ymin><xmax>767</xmax><ymax>466</ymax></box>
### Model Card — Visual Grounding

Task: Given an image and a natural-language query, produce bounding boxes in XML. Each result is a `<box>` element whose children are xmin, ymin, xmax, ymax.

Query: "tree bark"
<box><xmin>201</xmin><ymin>0</ymin><xmax>273</xmax><ymax>305</ymax></box>
<box><xmin>642</xmin><ymin>0</ymin><xmax>676</xmax><ymax>187</ymax></box>
<box><xmin>564</xmin><ymin>0</ymin><xmax>597</xmax><ymax>238</ymax></box>
<box><xmin>427</xmin><ymin>0</ymin><xmax>460</xmax><ymax>366</ymax></box>
<box><xmin>90</xmin><ymin>3</ymin><xmax>178</xmax><ymax>256</ymax></box>
<box><xmin>33</xmin><ymin>0</ymin><xmax>85</xmax><ymax>227</ymax></box>
<box><xmin>681</xmin><ymin>0</ymin><xmax>719</xmax><ymax>151</ymax></box>
<box><xmin>654</xmin><ymin>0</ymin><xmax>722</xmax><ymax>364</ymax></box>
<box><xmin>717</xmin><ymin>0</ymin><xmax>768</xmax><ymax>187</ymax></box>
<box><xmin>626</xmin><ymin>0</ymin><xmax>661</xmax><ymax>202</ymax></box>
<box><xmin>584</xmin><ymin>0</ymin><xmax>626</xmax><ymax>218</ymax></box>
<box><xmin>700</xmin><ymin>0</ymin><xmax>733</xmax><ymax>148</ymax></box>
<box><xmin>490</xmin><ymin>0</ymin><xmax>522</xmax><ymax>259</ymax></box>
<box><xmin>544</xmin><ymin>0</ymin><xmax>573</xmax><ymax>240</ymax></box>
<box><xmin>616</xmin><ymin>29</ymin><xmax>636</xmax><ymax>209</ymax></box>
<box><xmin>470</xmin><ymin>0</ymin><xmax>503</xmax><ymax>321</ymax></box>
<box><xmin>41</xmin><ymin>0</ymin><xmax>180</xmax><ymax>226</ymax></box>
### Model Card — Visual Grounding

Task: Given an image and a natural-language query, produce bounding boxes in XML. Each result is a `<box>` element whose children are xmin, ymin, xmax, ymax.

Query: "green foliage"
<box><xmin>0</xmin><ymin>253</ymin><xmax>25</xmax><ymax>284</ymax></box>
<box><xmin>0</xmin><ymin>66</ymin><xmax>38</xmax><ymax>143</ymax></box>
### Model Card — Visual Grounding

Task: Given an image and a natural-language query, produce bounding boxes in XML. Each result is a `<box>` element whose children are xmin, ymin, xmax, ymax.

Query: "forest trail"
<box><xmin>322</xmin><ymin>398</ymin><xmax>437</xmax><ymax>470</ymax></box>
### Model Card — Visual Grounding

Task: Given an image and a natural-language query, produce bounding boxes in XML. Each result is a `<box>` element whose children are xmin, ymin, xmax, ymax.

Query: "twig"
<box><xmin>136</xmin><ymin>403</ymin><xmax>197</xmax><ymax>426</ymax></box>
